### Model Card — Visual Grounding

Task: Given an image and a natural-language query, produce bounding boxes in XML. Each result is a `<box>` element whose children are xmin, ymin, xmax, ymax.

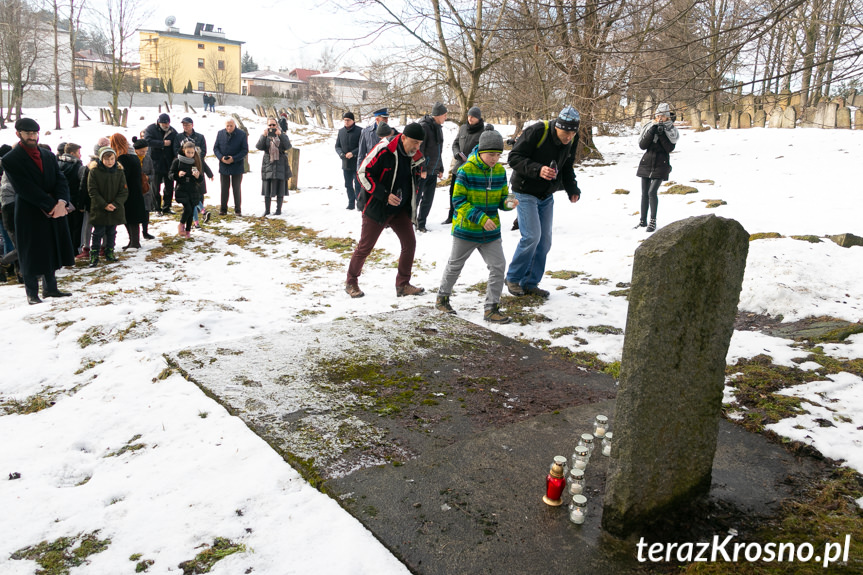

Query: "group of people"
<box><xmin>338</xmin><ymin>101</ymin><xmax>678</xmax><ymax>324</ymax></box>
<box><xmin>0</xmin><ymin>101</ymin><xmax>677</xmax><ymax>314</ymax></box>
<box><xmin>202</xmin><ymin>94</ymin><xmax>217</xmax><ymax>113</ymax></box>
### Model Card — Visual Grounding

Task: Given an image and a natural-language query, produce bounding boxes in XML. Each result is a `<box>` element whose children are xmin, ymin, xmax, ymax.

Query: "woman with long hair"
<box><xmin>169</xmin><ymin>141</ymin><xmax>203</xmax><ymax>237</ymax></box>
<box><xmin>109</xmin><ymin>133</ymin><xmax>147</xmax><ymax>249</ymax></box>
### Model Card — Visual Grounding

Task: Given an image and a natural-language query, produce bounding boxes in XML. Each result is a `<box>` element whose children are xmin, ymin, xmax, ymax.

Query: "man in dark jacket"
<box><xmin>346</xmin><ymin>123</ymin><xmax>426</xmax><ymax>299</ymax></box>
<box><xmin>143</xmin><ymin>113</ymin><xmax>178</xmax><ymax>214</ymax></box>
<box><xmin>57</xmin><ymin>143</ymin><xmax>85</xmax><ymax>255</ymax></box>
<box><xmin>213</xmin><ymin>118</ymin><xmax>249</xmax><ymax>215</ymax></box>
<box><xmin>174</xmin><ymin>117</ymin><xmax>207</xmax><ymax>157</ymax></box>
<box><xmin>442</xmin><ymin>106</ymin><xmax>488</xmax><ymax>224</ymax></box>
<box><xmin>505</xmin><ymin>105</ymin><xmax>582</xmax><ymax>299</ymax></box>
<box><xmin>416</xmin><ymin>102</ymin><xmax>447</xmax><ymax>232</ymax></box>
<box><xmin>356</xmin><ymin>107</ymin><xmax>388</xmax><ymax>167</ymax></box>
<box><xmin>335</xmin><ymin>111</ymin><xmax>362</xmax><ymax>210</ymax></box>
<box><xmin>1</xmin><ymin>118</ymin><xmax>75</xmax><ymax>304</ymax></box>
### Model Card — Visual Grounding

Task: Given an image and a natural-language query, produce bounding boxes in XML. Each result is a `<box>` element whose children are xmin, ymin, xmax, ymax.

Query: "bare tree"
<box><xmin>99</xmin><ymin>0</ymin><xmax>148</xmax><ymax>125</ymax></box>
<box><xmin>52</xmin><ymin>0</ymin><xmax>62</xmax><ymax>129</ymax></box>
<box><xmin>0</xmin><ymin>0</ymin><xmax>41</xmax><ymax>122</ymax></box>
<box><xmin>157</xmin><ymin>42</ymin><xmax>182</xmax><ymax>106</ymax></box>
<box><xmin>201</xmin><ymin>48</ymin><xmax>237</xmax><ymax>105</ymax></box>
<box><xmin>67</xmin><ymin>0</ymin><xmax>85</xmax><ymax>126</ymax></box>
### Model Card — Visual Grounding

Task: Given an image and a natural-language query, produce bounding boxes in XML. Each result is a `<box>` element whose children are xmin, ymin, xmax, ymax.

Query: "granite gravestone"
<box><xmin>602</xmin><ymin>214</ymin><xmax>749</xmax><ymax>537</ymax></box>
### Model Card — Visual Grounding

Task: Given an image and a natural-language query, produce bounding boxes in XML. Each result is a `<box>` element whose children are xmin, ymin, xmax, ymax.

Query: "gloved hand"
<box><xmin>656</xmin><ymin>123</ymin><xmax>665</xmax><ymax>134</ymax></box>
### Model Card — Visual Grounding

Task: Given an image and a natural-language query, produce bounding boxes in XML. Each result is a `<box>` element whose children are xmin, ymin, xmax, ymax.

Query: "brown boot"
<box><xmin>345</xmin><ymin>282</ymin><xmax>364</xmax><ymax>298</ymax></box>
<box><xmin>396</xmin><ymin>283</ymin><xmax>425</xmax><ymax>297</ymax></box>
<box><xmin>484</xmin><ymin>304</ymin><xmax>512</xmax><ymax>324</ymax></box>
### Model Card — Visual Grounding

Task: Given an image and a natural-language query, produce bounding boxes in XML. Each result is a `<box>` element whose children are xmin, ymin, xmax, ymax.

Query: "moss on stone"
<box><xmin>749</xmin><ymin>232</ymin><xmax>784</xmax><ymax>241</ymax></box>
<box><xmin>791</xmin><ymin>235</ymin><xmax>822</xmax><ymax>243</ymax></box>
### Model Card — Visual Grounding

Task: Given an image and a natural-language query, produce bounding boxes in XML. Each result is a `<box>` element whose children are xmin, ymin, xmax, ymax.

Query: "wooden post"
<box><xmin>184</xmin><ymin>101</ymin><xmax>189</xmax><ymax>112</ymax></box>
<box><xmin>287</xmin><ymin>147</ymin><xmax>300</xmax><ymax>190</ymax></box>
<box><xmin>121</xmin><ymin>108</ymin><xmax>128</xmax><ymax>128</ymax></box>
<box><xmin>187</xmin><ymin>103</ymin><xmax>197</xmax><ymax>114</ymax></box>
<box><xmin>64</xmin><ymin>105</ymin><xmax>71</xmax><ymax>113</ymax></box>
<box><xmin>163</xmin><ymin>101</ymin><xmax>170</xmax><ymax>112</ymax></box>
<box><xmin>99</xmin><ymin>109</ymin><xmax>104</xmax><ymax>123</ymax></box>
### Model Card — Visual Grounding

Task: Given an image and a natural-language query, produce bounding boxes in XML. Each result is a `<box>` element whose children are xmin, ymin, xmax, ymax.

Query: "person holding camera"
<box><xmin>214</xmin><ymin>118</ymin><xmax>248</xmax><ymax>216</ymax></box>
<box><xmin>636</xmin><ymin>103</ymin><xmax>679</xmax><ymax>232</ymax></box>
<box><xmin>256</xmin><ymin>117</ymin><xmax>293</xmax><ymax>216</ymax></box>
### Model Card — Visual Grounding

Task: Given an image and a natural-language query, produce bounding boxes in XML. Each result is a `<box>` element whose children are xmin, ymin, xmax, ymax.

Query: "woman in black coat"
<box><xmin>635</xmin><ymin>103</ymin><xmax>679</xmax><ymax>232</ymax></box>
<box><xmin>110</xmin><ymin>133</ymin><xmax>147</xmax><ymax>249</ymax></box>
<box><xmin>256</xmin><ymin>118</ymin><xmax>292</xmax><ymax>216</ymax></box>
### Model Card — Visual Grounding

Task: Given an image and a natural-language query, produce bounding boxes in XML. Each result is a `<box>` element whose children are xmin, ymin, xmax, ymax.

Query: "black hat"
<box><xmin>181</xmin><ymin>117</ymin><xmax>194</xmax><ymax>124</ymax></box>
<box><xmin>14</xmin><ymin>118</ymin><xmax>40</xmax><ymax>132</ymax></box>
<box><xmin>402</xmin><ymin>122</ymin><xmax>424</xmax><ymax>141</ymax></box>
<box><xmin>432</xmin><ymin>102</ymin><xmax>447</xmax><ymax>116</ymax></box>
<box><xmin>157</xmin><ymin>113</ymin><xmax>170</xmax><ymax>123</ymax></box>
<box><xmin>0</xmin><ymin>144</ymin><xmax>13</xmax><ymax>157</ymax></box>
<box><xmin>132</xmin><ymin>136</ymin><xmax>148</xmax><ymax>150</ymax></box>
<box><xmin>343</xmin><ymin>111</ymin><xmax>355</xmax><ymax>121</ymax></box>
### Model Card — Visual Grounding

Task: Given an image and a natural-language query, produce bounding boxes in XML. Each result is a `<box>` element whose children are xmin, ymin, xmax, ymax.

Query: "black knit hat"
<box><xmin>343</xmin><ymin>111</ymin><xmax>355</xmax><ymax>121</ymax></box>
<box><xmin>431</xmin><ymin>102</ymin><xmax>447</xmax><ymax>116</ymax></box>
<box><xmin>402</xmin><ymin>123</ymin><xmax>425</xmax><ymax>141</ymax></box>
<box><xmin>376</xmin><ymin>122</ymin><xmax>393</xmax><ymax>138</ymax></box>
<box><xmin>132</xmin><ymin>136</ymin><xmax>148</xmax><ymax>150</ymax></box>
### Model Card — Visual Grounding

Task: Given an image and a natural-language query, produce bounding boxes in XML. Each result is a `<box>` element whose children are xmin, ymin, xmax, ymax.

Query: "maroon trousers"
<box><xmin>347</xmin><ymin>210</ymin><xmax>416</xmax><ymax>287</ymax></box>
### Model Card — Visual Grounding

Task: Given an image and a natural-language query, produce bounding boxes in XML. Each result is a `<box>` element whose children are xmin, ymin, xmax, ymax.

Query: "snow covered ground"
<box><xmin>0</xmin><ymin>106</ymin><xmax>861</xmax><ymax>573</ymax></box>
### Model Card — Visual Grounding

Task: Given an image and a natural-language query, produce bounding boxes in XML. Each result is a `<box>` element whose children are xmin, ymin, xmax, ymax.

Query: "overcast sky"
<box><xmin>133</xmin><ymin>0</ymin><xmax>395</xmax><ymax>73</ymax></box>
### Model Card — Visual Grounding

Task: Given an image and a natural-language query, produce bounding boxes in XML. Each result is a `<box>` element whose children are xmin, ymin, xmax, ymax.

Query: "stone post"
<box><xmin>287</xmin><ymin>148</ymin><xmax>300</xmax><ymax>190</ymax></box>
<box><xmin>855</xmin><ymin>109</ymin><xmax>863</xmax><ymax>130</ymax></box>
<box><xmin>602</xmin><ymin>215</ymin><xmax>749</xmax><ymax>538</ymax></box>
<box><xmin>837</xmin><ymin>107</ymin><xmax>851</xmax><ymax>129</ymax></box>
<box><xmin>753</xmin><ymin>110</ymin><xmax>766</xmax><ymax>128</ymax></box>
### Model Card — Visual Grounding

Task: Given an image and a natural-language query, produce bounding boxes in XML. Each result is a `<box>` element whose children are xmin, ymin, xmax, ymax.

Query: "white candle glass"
<box><xmin>569</xmin><ymin>494</ymin><xmax>587</xmax><ymax>524</ymax></box>
<box><xmin>572</xmin><ymin>446</ymin><xmax>589</xmax><ymax>470</ymax></box>
<box><xmin>593</xmin><ymin>414</ymin><xmax>609</xmax><ymax>438</ymax></box>
<box><xmin>578</xmin><ymin>433</ymin><xmax>595</xmax><ymax>457</ymax></box>
<box><xmin>568</xmin><ymin>468</ymin><xmax>585</xmax><ymax>496</ymax></box>
<box><xmin>601</xmin><ymin>432</ymin><xmax>614</xmax><ymax>457</ymax></box>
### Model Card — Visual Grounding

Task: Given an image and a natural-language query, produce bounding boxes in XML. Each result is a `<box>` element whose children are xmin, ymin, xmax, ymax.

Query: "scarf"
<box><xmin>178</xmin><ymin>154</ymin><xmax>195</xmax><ymax>165</ymax></box>
<box><xmin>640</xmin><ymin>120</ymin><xmax>680</xmax><ymax>145</ymax></box>
<box><xmin>268</xmin><ymin>137</ymin><xmax>280</xmax><ymax>162</ymax></box>
<box><xmin>24</xmin><ymin>145</ymin><xmax>43</xmax><ymax>172</ymax></box>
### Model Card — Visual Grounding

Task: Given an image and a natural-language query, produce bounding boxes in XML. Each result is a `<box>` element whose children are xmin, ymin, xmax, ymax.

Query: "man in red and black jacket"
<box><xmin>345</xmin><ymin>123</ymin><xmax>427</xmax><ymax>299</ymax></box>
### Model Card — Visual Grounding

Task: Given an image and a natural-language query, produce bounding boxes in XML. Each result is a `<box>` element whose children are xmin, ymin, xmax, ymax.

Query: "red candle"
<box><xmin>543</xmin><ymin>462</ymin><xmax>566</xmax><ymax>506</ymax></box>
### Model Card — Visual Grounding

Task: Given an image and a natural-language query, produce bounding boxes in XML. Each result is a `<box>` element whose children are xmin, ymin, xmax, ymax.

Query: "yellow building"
<box><xmin>138</xmin><ymin>22</ymin><xmax>244</xmax><ymax>97</ymax></box>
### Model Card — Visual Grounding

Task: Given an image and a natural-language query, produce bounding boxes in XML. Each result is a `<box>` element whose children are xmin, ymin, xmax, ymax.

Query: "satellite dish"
<box><xmin>165</xmin><ymin>15</ymin><xmax>176</xmax><ymax>27</ymax></box>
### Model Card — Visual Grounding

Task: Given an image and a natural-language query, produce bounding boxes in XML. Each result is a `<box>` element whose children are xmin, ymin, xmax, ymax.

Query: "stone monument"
<box><xmin>601</xmin><ymin>214</ymin><xmax>749</xmax><ymax>537</ymax></box>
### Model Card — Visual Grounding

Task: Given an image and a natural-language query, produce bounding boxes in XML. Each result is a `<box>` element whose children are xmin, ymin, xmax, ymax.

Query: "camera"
<box><xmin>669</xmin><ymin>111</ymin><xmax>676</xmax><ymax>122</ymax></box>
<box><xmin>269</xmin><ymin>128</ymin><xmax>276</xmax><ymax>136</ymax></box>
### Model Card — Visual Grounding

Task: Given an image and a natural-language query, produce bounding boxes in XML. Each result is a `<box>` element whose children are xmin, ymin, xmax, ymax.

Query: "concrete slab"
<box><xmin>173</xmin><ymin>309</ymin><xmax>823</xmax><ymax>574</ymax></box>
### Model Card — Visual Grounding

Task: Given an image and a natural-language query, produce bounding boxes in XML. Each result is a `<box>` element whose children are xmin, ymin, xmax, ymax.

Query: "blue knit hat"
<box><xmin>556</xmin><ymin>105</ymin><xmax>580</xmax><ymax>131</ymax></box>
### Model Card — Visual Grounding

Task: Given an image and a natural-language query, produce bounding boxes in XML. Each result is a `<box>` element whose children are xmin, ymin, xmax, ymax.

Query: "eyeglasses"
<box><xmin>268</xmin><ymin>124</ymin><xmax>277</xmax><ymax>127</ymax></box>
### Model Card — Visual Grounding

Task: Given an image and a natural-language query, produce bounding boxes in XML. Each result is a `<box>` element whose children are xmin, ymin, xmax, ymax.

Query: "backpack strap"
<box><xmin>536</xmin><ymin>121</ymin><xmax>550</xmax><ymax>149</ymax></box>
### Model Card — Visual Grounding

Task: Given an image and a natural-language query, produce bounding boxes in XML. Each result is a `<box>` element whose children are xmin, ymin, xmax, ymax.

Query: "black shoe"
<box><xmin>203</xmin><ymin>211</ymin><xmax>211</xmax><ymax>223</ymax></box>
<box><xmin>417</xmin><ymin>226</ymin><xmax>428</xmax><ymax>233</ymax></box>
<box><xmin>634</xmin><ymin>221</ymin><xmax>647</xmax><ymax>229</ymax></box>
<box><xmin>274</xmin><ymin>210</ymin><xmax>281</xmax><ymax>215</ymax></box>
<box><xmin>142</xmin><ymin>232</ymin><xmax>155</xmax><ymax>240</ymax></box>
<box><xmin>524</xmin><ymin>286</ymin><xmax>550</xmax><ymax>299</ymax></box>
<box><xmin>42</xmin><ymin>289</ymin><xmax>72</xmax><ymax>298</ymax></box>
<box><xmin>646</xmin><ymin>218</ymin><xmax>656</xmax><ymax>232</ymax></box>
<box><xmin>27</xmin><ymin>294</ymin><xmax>42</xmax><ymax>305</ymax></box>
<box><xmin>162</xmin><ymin>208</ymin><xmax>175</xmax><ymax>215</ymax></box>
<box><xmin>511</xmin><ymin>218</ymin><xmax>519</xmax><ymax>231</ymax></box>
<box><xmin>219</xmin><ymin>211</ymin><xmax>227</xmax><ymax>216</ymax></box>
<box><xmin>346</xmin><ymin>205</ymin><xmax>355</xmax><ymax>210</ymax></box>
<box><xmin>441</xmin><ymin>217</ymin><xmax>452</xmax><ymax>225</ymax></box>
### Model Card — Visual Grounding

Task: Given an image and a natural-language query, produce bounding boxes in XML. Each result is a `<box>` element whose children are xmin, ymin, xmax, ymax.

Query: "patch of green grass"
<box><xmin>549</xmin><ymin>326</ymin><xmax>579</xmax><ymax>338</ymax></box>
<box><xmin>320</xmin><ymin>359</ymin><xmax>426</xmax><ymax>417</ymax></box>
<box><xmin>499</xmin><ymin>294</ymin><xmax>551</xmax><ymax>325</ymax></box>
<box><xmin>545</xmin><ymin>347</ymin><xmax>611</xmax><ymax>372</ymax></box>
<box><xmin>587</xmin><ymin>324</ymin><xmax>623</xmax><ymax>335</ymax></box>
<box><xmin>613</xmin><ymin>189</ymin><xmax>630</xmax><ymax>194</ymax></box>
<box><xmin>681</xmin><ymin>467</ymin><xmax>863</xmax><ymax>575</ymax></box>
<box><xmin>146</xmin><ymin>236</ymin><xmax>187</xmax><ymax>262</ymax></box>
<box><xmin>1</xmin><ymin>392</ymin><xmax>55</xmax><ymax>415</ymax></box>
<box><xmin>791</xmin><ymin>235</ymin><xmax>822</xmax><ymax>243</ymax></box>
<box><xmin>586</xmin><ymin>277</ymin><xmax>609</xmax><ymax>285</ymax></box>
<box><xmin>661</xmin><ymin>184</ymin><xmax>698</xmax><ymax>195</ymax></box>
<box><xmin>55</xmin><ymin>320</ymin><xmax>74</xmax><ymax>335</ymax></box>
<box><xmin>602</xmin><ymin>361</ymin><xmax>621</xmax><ymax>379</ymax></box>
<box><xmin>608</xmin><ymin>289</ymin><xmax>630</xmax><ymax>298</ymax></box>
<box><xmin>177</xmin><ymin>537</ymin><xmax>246</xmax><ymax>574</ymax></box>
<box><xmin>545</xmin><ymin>270</ymin><xmax>584</xmax><ymax>280</ymax></box>
<box><xmin>749</xmin><ymin>232</ymin><xmax>784</xmax><ymax>241</ymax></box>
<box><xmin>136</xmin><ymin>559</ymin><xmax>155</xmax><ymax>572</ymax></box>
<box><xmin>11</xmin><ymin>531</ymin><xmax>110</xmax><ymax>575</ymax></box>
<box><xmin>702</xmin><ymin>199</ymin><xmax>727</xmax><ymax>208</ymax></box>
<box><xmin>74</xmin><ymin>358</ymin><xmax>104</xmax><ymax>375</ymax></box>
<box><xmin>809</xmin><ymin>323</ymin><xmax>863</xmax><ymax>344</ymax></box>
<box><xmin>104</xmin><ymin>434</ymin><xmax>146</xmax><ymax>457</ymax></box>
<box><xmin>77</xmin><ymin>326</ymin><xmax>104</xmax><ymax>348</ymax></box>
<box><xmin>690</xmin><ymin>179</ymin><xmax>715</xmax><ymax>184</ymax></box>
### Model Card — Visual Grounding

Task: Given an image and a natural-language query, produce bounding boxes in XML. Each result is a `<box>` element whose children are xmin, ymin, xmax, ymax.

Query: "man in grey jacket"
<box><xmin>416</xmin><ymin>102</ymin><xmax>447</xmax><ymax>232</ymax></box>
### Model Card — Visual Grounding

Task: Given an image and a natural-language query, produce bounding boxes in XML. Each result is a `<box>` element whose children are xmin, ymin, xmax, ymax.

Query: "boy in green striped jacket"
<box><xmin>435</xmin><ymin>129</ymin><xmax>518</xmax><ymax>323</ymax></box>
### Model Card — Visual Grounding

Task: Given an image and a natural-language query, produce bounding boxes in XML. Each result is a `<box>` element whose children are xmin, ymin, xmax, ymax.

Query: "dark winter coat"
<box><xmin>419</xmin><ymin>115</ymin><xmax>445</xmax><ymax>175</ymax></box>
<box><xmin>1</xmin><ymin>144</ymin><xmax>75</xmax><ymax>276</ymax></box>
<box><xmin>174</xmin><ymin>129</ymin><xmax>208</xmax><ymax>159</ymax></box>
<box><xmin>255</xmin><ymin>132</ymin><xmax>293</xmax><ymax>181</ymax></box>
<box><xmin>451</xmin><ymin>120</ymin><xmax>485</xmax><ymax>168</ymax></box>
<box><xmin>117</xmin><ymin>153</ymin><xmax>147</xmax><ymax>225</ymax></box>
<box><xmin>213</xmin><ymin>128</ymin><xmax>249</xmax><ymax>176</ymax></box>
<box><xmin>169</xmin><ymin>157</ymin><xmax>203</xmax><ymax>203</ymax></box>
<box><xmin>635</xmin><ymin>122</ymin><xmax>676</xmax><ymax>180</ymax></box>
<box><xmin>143</xmin><ymin>122</ymin><xmax>179</xmax><ymax>174</ymax></box>
<box><xmin>57</xmin><ymin>154</ymin><xmax>84</xmax><ymax>209</ymax></box>
<box><xmin>335</xmin><ymin>123</ymin><xmax>362</xmax><ymax>171</ymax></box>
<box><xmin>356</xmin><ymin>134</ymin><xmax>424</xmax><ymax>225</ymax></box>
<box><xmin>508</xmin><ymin>120</ymin><xmax>580</xmax><ymax>200</ymax></box>
<box><xmin>88</xmin><ymin>160</ymin><xmax>128</xmax><ymax>226</ymax></box>
<box><xmin>77</xmin><ymin>159</ymin><xmax>95</xmax><ymax>212</ymax></box>
<box><xmin>278</xmin><ymin>116</ymin><xmax>289</xmax><ymax>134</ymax></box>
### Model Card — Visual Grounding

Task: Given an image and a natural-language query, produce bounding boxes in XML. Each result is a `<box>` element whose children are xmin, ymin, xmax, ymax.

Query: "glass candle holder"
<box><xmin>505</xmin><ymin>193</ymin><xmax>517</xmax><ymax>209</ymax></box>
<box><xmin>571</xmin><ymin>445</ymin><xmax>589</xmax><ymax>470</ymax></box>
<box><xmin>578</xmin><ymin>433</ymin><xmax>595</xmax><ymax>457</ymax></box>
<box><xmin>593</xmin><ymin>414</ymin><xmax>609</xmax><ymax>438</ymax></box>
<box><xmin>569</xmin><ymin>494</ymin><xmax>587</xmax><ymax>524</ymax></box>
<box><xmin>567</xmin><ymin>468</ymin><xmax>585</xmax><ymax>496</ymax></box>
<box><xmin>553</xmin><ymin>455</ymin><xmax>569</xmax><ymax>478</ymax></box>
<box><xmin>601</xmin><ymin>432</ymin><xmax>614</xmax><ymax>457</ymax></box>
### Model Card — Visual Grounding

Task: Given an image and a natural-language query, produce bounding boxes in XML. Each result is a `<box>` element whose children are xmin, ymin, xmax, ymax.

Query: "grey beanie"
<box><xmin>431</xmin><ymin>102</ymin><xmax>447</xmax><ymax>116</ymax></box>
<box><xmin>467</xmin><ymin>106</ymin><xmax>482</xmax><ymax>119</ymax></box>
<box><xmin>376</xmin><ymin>122</ymin><xmax>393</xmax><ymax>138</ymax></box>
<box><xmin>655</xmin><ymin>102</ymin><xmax>671</xmax><ymax>116</ymax></box>
<box><xmin>477</xmin><ymin>129</ymin><xmax>504</xmax><ymax>154</ymax></box>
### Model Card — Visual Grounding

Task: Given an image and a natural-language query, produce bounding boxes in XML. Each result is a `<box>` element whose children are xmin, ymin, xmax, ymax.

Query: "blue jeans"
<box><xmin>506</xmin><ymin>193</ymin><xmax>554</xmax><ymax>289</ymax></box>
